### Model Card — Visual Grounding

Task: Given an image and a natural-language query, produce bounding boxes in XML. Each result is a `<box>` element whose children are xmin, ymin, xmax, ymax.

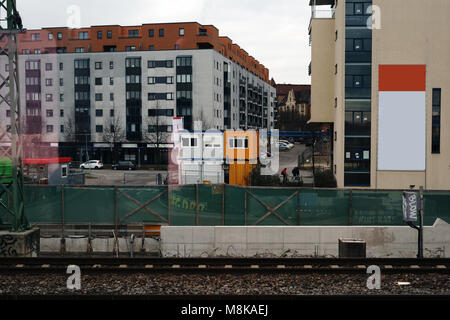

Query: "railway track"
<box><xmin>0</xmin><ymin>257</ymin><xmax>449</xmax><ymax>273</ymax></box>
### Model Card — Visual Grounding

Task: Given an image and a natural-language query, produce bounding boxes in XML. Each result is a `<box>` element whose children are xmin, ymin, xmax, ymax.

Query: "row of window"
<box><xmin>30</xmin><ymin>27</ymin><xmax>188</xmax><ymax>43</ymax></box>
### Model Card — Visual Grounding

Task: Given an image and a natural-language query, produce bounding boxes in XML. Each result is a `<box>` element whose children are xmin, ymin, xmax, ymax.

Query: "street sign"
<box><xmin>402</xmin><ymin>191</ymin><xmax>418</xmax><ymax>222</ymax></box>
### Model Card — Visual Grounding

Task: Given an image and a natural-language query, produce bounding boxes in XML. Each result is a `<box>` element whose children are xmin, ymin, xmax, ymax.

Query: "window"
<box><xmin>60</xmin><ymin>94</ymin><xmax>64</xmax><ymax>102</ymax></box>
<box><xmin>179</xmin><ymin>28</ymin><xmax>184</xmax><ymax>36</ymax></box>
<box><xmin>96</xmin><ymin>109</ymin><xmax>103</xmax><ymax>117</ymax></box>
<box><xmin>125</xmin><ymin>58</ymin><xmax>141</xmax><ymax>68</ymax></box>
<box><xmin>46</xmin><ymin>109</ymin><xmax>53</xmax><ymax>117</ymax></box>
<box><xmin>125</xmin><ymin>46</ymin><xmax>136</xmax><ymax>51</ymax></box>
<box><xmin>95</xmin><ymin>61</ymin><xmax>102</xmax><ymax>69</ymax></box>
<box><xmin>354</xmin><ymin>39</ymin><xmax>363</xmax><ymax>51</ymax></box>
<box><xmin>45</xmin><ymin>79</ymin><xmax>53</xmax><ymax>86</ymax></box>
<box><xmin>126</xmin><ymin>91</ymin><xmax>141</xmax><ymax>100</ymax></box>
<box><xmin>110</xmin><ymin>109</ymin><xmax>114</xmax><ymax>117</ymax></box>
<box><xmin>78</xmin><ymin>31</ymin><xmax>89</xmax><ymax>40</ymax></box>
<box><xmin>110</xmin><ymin>77</ymin><xmax>114</xmax><ymax>85</ymax></box>
<box><xmin>109</xmin><ymin>61</ymin><xmax>114</xmax><ymax>69</ymax></box>
<box><xmin>354</xmin><ymin>3</ymin><xmax>363</xmax><ymax>15</ymax></box>
<box><xmin>95</xmin><ymin>93</ymin><xmax>103</xmax><ymax>101</ymax></box>
<box><xmin>174</xmin><ymin>44</ymin><xmax>179</xmax><ymax>50</ymax></box>
<box><xmin>75</xmin><ymin>47</ymin><xmax>85</xmax><ymax>53</ymax></box>
<box><xmin>110</xmin><ymin>93</ymin><xmax>114</xmax><ymax>101</ymax></box>
<box><xmin>176</xmin><ymin>74</ymin><xmax>192</xmax><ymax>83</ymax></box>
<box><xmin>60</xmin><ymin>109</ymin><xmax>64</xmax><ymax>117</ymax></box>
<box><xmin>6</xmin><ymin>110</ymin><xmax>10</xmax><ymax>117</ymax></box>
<box><xmin>46</xmin><ymin>125</ymin><xmax>53</xmax><ymax>133</ymax></box>
<box><xmin>96</xmin><ymin>125</ymin><xmax>103</xmax><ymax>133</ymax></box>
<box><xmin>128</xmin><ymin>29</ymin><xmax>139</xmax><ymax>37</ymax></box>
<box><xmin>34</xmin><ymin>49</ymin><xmax>41</xmax><ymax>54</ymax></box>
<box><xmin>74</xmin><ymin>59</ymin><xmax>89</xmax><ymax>69</ymax></box>
<box><xmin>149</xmin><ymin>29</ymin><xmax>154</xmax><ymax>37</ymax></box>
<box><xmin>335</xmin><ymin>64</ymin><xmax>338</xmax><ymax>74</ymax></box>
<box><xmin>48</xmin><ymin>33</ymin><xmax>53</xmax><ymax>40</ymax></box>
<box><xmin>57</xmin><ymin>32</ymin><xmax>62</xmax><ymax>40</ymax></box>
<box><xmin>31</xmin><ymin>33</ymin><xmax>40</xmax><ymax>41</ymax></box>
<box><xmin>45</xmin><ymin>94</ymin><xmax>53</xmax><ymax>102</ymax></box>
<box><xmin>432</xmin><ymin>88</ymin><xmax>441</xmax><ymax>154</ymax></box>
<box><xmin>95</xmin><ymin>77</ymin><xmax>103</xmax><ymax>85</ymax></box>
<box><xmin>97</xmin><ymin>31</ymin><xmax>102</xmax><ymax>39</ymax></box>
<box><xmin>229</xmin><ymin>137</ymin><xmax>248</xmax><ymax>149</ymax></box>
<box><xmin>159</xmin><ymin>28</ymin><xmax>164</xmax><ymax>37</ymax></box>
<box><xmin>59</xmin><ymin>63</ymin><xmax>63</xmax><ymax>70</ymax></box>
<box><xmin>176</xmin><ymin>56</ymin><xmax>192</xmax><ymax>67</ymax></box>
<box><xmin>126</xmin><ymin>75</ymin><xmax>141</xmax><ymax>84</ymax></box>
<box><xmin>147</xmin><ymin>60</ymin><xmax>173</xmax><ymax>68</ymax></box>
<box><xmin>45</xmin><ymin>63</ymin><xmax>52</xmax><ymax>71</ymax></box>
<box><xmin>60</xmin><ymin>125</ymin><xmax>64</xmax><ymax>133</ymax></box>
<box><xmin>149</xmin><ymin>45</ymin><xmax>154</xmax><ymax>51</ymax></box>
<box><xmin>107</xmin><ymin>30</ymin><xmax>112</xmax><ymax>38</ymax></box>
<box><xmin>22</xmin><ymin>49</ymin><xmax>30</xmax><ymax>54</ymax></box>
<box><xmin>166</xmin><ymin>93</ymin><xmax>173</xmax><ymax>100</ymax></box>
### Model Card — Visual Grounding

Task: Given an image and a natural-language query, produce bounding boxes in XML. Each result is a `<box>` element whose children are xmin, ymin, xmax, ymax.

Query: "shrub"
<box><xmin>314</xmin><ymin>169</ymin><xmax>337</xmax><ymax>188</ymax></box>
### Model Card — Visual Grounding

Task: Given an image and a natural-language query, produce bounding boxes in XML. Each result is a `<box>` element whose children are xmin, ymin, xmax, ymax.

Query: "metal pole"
<box><xmin>418</xmin><ymin>186</ymin><xmax>424</xmax><ymax>259</ymax></box>
<box><xmin>195</xmin><ymin>184</ymin><xmax>199</xmax><ymax>226</ymax></box>
<box><xmin>222</xmin><ymin>184</ymin><xmax>225</xmax><ymax>225</ymax></box>
<box><xmin>244</xmin><ymin>188</ymin><xmax>247</xmax><ymax>226</ymax></box>
<box><xmin>61</xmin><ymin>186</ymin><xmax>65</xmax><ymax>237</ymax></box>
<box><xmin>167</xmin><ymin>184</ymin><xmax>171</xmax><ymax>225</ymax></box>
<box><xmin>348</xmin><ymin>190</ymin><xmax>353</xmax><ymax>225</ymax></box>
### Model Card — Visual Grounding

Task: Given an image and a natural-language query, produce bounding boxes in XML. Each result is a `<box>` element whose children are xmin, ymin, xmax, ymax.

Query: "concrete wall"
<box><xmin>309</xmin><ymin>18</ymin><xmax>335</xmax><ymax>124</ymax></box>
<box><xmin>40</xmin><ymin>236</ymin><xmax>160</xmax><ymax>255</ymax></box>
<box><xmin>160</xmin><ymin>218</ymin><xmax>450</xmax><ymax>258</ymax></box>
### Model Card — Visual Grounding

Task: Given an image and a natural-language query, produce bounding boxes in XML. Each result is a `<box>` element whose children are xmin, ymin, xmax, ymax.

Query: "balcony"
<box><xmin>309</xmin><ymin>1</ymin><xmax>335</xmax><ymax>20</ymax></box>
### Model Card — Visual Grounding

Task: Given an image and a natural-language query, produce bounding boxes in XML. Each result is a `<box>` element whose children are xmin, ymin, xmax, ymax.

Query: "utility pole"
<box><xmin>0</xmin><ymin>0</ymin><xmax>29</xmax><ymax>231</ymax></box>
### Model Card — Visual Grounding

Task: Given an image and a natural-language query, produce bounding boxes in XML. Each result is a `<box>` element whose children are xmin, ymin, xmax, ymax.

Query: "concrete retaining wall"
<box><xmin>40</xmin><ymin>236</ymin><xmax>160</xmax><ymax>255</ymax></box>
<box><xmin>160</xmin><ymin>219</ymin><xmax>450</xmax><ymax>258</ymax></box>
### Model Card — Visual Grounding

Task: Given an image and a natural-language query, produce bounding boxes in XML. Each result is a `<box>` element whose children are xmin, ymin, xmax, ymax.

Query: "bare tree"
<box><xmin>143</xmin><ymin>101</ymin><xmax>167</xmax><ymax>165</ymax></box>
<box><xmin>61</xmin><ymin>114</ymin><xmax>76</xmax><ymax>142</ymax></box>
<box><xmin>103</xmin><ymin>114</ymin><xmax>126</xmax><ymax>164</ymax></box>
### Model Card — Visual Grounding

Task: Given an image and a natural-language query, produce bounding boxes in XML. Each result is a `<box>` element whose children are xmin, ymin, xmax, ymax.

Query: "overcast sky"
<box><xmin>18</xmin><ymin>0</ymin><xmax>312</xmax><ymax>84</ymax></box>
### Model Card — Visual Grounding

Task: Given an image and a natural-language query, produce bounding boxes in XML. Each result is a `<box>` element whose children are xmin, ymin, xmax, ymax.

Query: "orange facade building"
<box><xmin>17</xmin><ymin>22</ymin><xmax>270</xmax><ymax>83</ymax></box>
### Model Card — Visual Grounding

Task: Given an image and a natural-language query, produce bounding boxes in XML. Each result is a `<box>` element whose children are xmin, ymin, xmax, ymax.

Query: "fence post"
<box><xmin>61</xmin><ymin>186</ymin><xmax>65</xmax><ymax>237</ymax></box>
<box><xmin>114</xmin><ymin>186</ymin><xmax>118</xmax><ymax>236</ymax></box>
<box><xmin>222</xmin><ymin>184</ymin><xmax>225</xmax><ymax>225</ymax></box>
<box><xmin>167</xmin><ymin>184</ymin><xmax>171</xmax><ymax>225</ymax></box>
<box><xmin>244</xmin><ymin>188</ymin><xmax>247</xmax><ymax>226</ymax></box>
<box><xmin>348</xmin><ymin>190</ymin><xmax>353</xmax><ymax>225</ymax></box>
<box><xmin>195</xmin><ymin>184</ymin><xmax>199</xmax><ymax>226</ymax></box>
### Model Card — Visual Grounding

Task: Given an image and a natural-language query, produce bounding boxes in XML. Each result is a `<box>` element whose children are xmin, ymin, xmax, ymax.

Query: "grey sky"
<box><xmin>18</xmin><ymin>0</ymin><xmax>312</xmax><ymax>84</ymax></box>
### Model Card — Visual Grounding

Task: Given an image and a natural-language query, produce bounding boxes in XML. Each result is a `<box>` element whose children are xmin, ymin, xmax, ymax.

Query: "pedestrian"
<box><xmin>292</xmin><ymin>167</ymin><xmax>299</xmax><ymax>178</ymax></box>
<box><xmin>282</xmin><ymin>168</ymin><xmax>287</xmax><ymax>183</ymax></box>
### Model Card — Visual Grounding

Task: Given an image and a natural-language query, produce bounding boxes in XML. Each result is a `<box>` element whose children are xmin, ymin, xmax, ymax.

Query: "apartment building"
<box><xmin>0</xmin><ymin>22</ymin><xmax>276</xmax><ymax>165</ymax></box>
<box><xmin>308</xmin><ymin>0</ymin><xmax>450</xmax><ymax>190</ymax></box>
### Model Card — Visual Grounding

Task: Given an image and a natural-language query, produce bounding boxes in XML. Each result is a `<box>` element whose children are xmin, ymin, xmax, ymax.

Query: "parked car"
<box><xmin>79</xmin><ymin>160</ymin><xmax>103</xmax><ymax>169</ymax></box>
<box><xmin>112</xmin><ymin>161</ymin><xmax>136</xmax><ymax>170</ymax></box>
<box><xmin>279</xmin><ymin>140</ymin><xmax>294</xmax><ymax>148</ymax></box>
<box><xmin>278</xmin><ymin>141</ymin><xmax>292</xmax><ymax>151</ymax></box>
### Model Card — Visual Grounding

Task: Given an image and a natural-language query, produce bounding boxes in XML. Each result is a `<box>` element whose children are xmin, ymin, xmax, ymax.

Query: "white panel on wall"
<box><xmin>378</xmin><ymin>91</ymin><xmax>426</xmax><ymax>171</ymax></box>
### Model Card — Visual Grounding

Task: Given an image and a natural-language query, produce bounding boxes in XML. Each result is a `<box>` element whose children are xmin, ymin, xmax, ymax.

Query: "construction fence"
<box><xmin>1</xmin><ymin>184</ymin><xmax>449</xmax><ymax>227</ymax></box>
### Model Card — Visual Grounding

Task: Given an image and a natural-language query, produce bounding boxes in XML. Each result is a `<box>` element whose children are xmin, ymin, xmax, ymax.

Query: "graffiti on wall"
<box><xmin>0</xmin><ymin>234</ymin><xmax>18</xmax><ymax>256</ymax></box>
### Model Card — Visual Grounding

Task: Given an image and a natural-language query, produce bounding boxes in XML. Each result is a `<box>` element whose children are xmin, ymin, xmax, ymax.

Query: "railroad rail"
<box><xmin>0</xmin><ymin>257</ymin><xmax>449</xmax><ymax>273</ymax></box>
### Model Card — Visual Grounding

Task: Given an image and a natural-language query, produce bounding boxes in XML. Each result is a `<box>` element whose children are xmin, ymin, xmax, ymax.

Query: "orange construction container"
<box><xmin>224</xmin><ymin>130</ymin><xmax>259</xmax><ymax>186</ymax></box>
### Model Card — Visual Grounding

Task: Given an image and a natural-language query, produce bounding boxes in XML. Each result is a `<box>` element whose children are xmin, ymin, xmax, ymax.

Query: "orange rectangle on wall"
<box><xmin>379</xmin><ymin>65</ymin><xmax>426</xmax><ymax>91</ymax></box>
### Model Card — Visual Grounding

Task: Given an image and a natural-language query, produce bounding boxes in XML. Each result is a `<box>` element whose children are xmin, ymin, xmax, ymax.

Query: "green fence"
<box><xmin>0</xmin><ymin>185</ymin><xmax>449</xmax><ymax>227</ymax></box>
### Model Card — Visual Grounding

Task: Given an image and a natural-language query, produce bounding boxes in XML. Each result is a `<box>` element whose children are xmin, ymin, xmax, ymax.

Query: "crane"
<box><xmin>0</xmin><ymin>0</ymin><xmax>29</xmax><ymax>231</ymax></box>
